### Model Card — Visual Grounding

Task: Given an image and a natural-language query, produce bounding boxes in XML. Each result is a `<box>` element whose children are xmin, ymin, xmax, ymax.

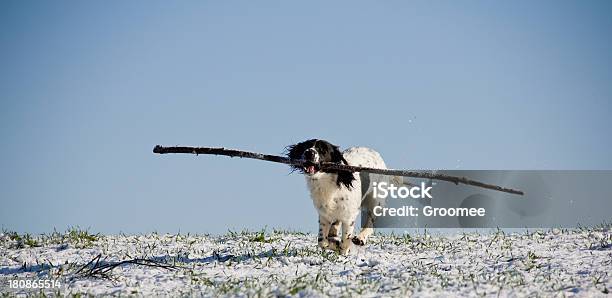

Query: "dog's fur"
<box><xmin>287</xmin><ymin>139</ymin><xmax>395</xmax><ymax>255</ymax></box>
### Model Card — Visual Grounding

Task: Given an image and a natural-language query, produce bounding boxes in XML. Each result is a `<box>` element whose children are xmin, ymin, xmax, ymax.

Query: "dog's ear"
<box><xmin>330</xmin><ymin>145</ymin><xmax>349</xmax><ymax>165</ymax></box>
<box><xmin>329</xmin><ymin>145</ymin><xmax>356</xmax><ymax>189</ymax></box>
<box><xmin>336</xmin><ymin>171</ymin><xmax>355</xmax><ymax>189</ymax></box>
<box><xmin>286</xmin><ymin>140</ymin><xmax>314</xmax><ymax>160</ymax></box>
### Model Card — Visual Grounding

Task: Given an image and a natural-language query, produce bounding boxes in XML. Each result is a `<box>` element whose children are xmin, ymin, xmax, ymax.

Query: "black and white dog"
<box><xmin>287</xmin><ymin>139</ymin><xmax>398</xmax><ymax>255</ymax></box>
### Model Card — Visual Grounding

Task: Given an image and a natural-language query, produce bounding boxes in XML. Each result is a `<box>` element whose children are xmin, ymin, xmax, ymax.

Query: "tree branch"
<box><xmin>153</xmin><ymin>145</ymin><xmax>523</xmax><ymax>196</ymax></box>
<box><xmin>76</xmin><ymin>253</ymin><xmax>181</xmax><ymax>279</ymax></box>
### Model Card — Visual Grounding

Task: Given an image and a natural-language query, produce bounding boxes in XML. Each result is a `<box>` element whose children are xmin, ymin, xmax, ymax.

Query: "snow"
<box><xmin>0</xmin><ymin>227</ymin><xmax>610</xmax><ymax>296</ymax></box>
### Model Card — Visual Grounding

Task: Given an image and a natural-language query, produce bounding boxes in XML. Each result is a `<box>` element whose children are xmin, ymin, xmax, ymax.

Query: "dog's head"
<box><xmin>286</xmin><ymin>139</ymin><xmax>355</xmax><ymax>188</ymax></box>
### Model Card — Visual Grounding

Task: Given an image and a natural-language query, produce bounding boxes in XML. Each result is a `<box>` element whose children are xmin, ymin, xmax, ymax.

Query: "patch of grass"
<box><xmin>5</xmin><ymin>230</ymin><xmax>22</xmax><ymax>241</ymax></box>
<box><xmin>249</xmin><ymin>227</ymin><xmax>275</xmax><ymax>243</ymax></box>
<box><xmin>1</xmin><ymin>230</ymin><xmax>40</xmax><ymax>248</ymax></box>
<box><xmin>66</xmin><ymin>227</ymin><xmax>99</xmax><ymax>248</ymax></box>
<box><xmin>23</xmin><ymin>234</ymin><xmax>40</xmax><ymax>247</ymax></box>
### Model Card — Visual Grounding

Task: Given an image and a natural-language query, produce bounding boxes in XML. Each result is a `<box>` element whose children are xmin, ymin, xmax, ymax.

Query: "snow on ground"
<box><xmin>0</xmin><ymin>226</ymin><xmax>610</xmax><ymax>297</ymax></box>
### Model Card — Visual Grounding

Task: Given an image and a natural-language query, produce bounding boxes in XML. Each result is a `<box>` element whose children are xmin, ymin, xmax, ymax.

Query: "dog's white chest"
<box><xmin>306</xmin><ymin>174</ymin><xmax>361</xmax><ymax>222</ymax></box>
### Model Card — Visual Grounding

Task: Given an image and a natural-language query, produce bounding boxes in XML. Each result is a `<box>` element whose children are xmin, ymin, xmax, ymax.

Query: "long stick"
<box><xmin>153</xmin><ymin>145</ymin><xmax>524</xmax><ymax>195</ymax></box>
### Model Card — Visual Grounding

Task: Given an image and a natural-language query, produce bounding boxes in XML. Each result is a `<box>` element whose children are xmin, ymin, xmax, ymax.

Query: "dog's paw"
<box><xmin>339</xmin><ymin>239</ymin><xmax>352</xmax><ymax>255</ymax></box>
<box><xmin>351</xmin><ymin>236</ymin><xmax>365</xmax><ymax>246</ymax></box>
<box><xmin>318</xmin><ymin>238</ymin><xmax>329</xmax><ymax>249</ymax></box>
<box><xmin>328</xmin><ymin>238</ymin><xmax>341</xmax><ymax>251</ymax></box>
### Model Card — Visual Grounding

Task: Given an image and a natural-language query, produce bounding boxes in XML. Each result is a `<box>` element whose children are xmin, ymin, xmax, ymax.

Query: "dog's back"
<box><xmin>343</xmin><ymin>147</ymin><xmax>386</xmax><ymax>169</ymax></box>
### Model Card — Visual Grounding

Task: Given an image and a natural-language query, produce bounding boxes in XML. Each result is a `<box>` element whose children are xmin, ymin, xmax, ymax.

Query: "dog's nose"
<box><xmin>304</xmin><ymin>149</ymin><xmax>315</xmax><ymax>160</ymax></box>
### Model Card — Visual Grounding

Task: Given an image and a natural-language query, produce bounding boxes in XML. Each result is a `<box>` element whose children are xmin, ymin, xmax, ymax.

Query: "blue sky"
<box><xmin>1</xmin><ymin>1</ymin><xmax>611</xmax><ymax>234</ymax></box>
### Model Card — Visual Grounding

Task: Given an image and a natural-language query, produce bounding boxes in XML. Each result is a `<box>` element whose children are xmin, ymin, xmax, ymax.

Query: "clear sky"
<box><xmin>1</xmin><ymin>1</ymin><xmax>611</xmax><ymax>234</ymax></box>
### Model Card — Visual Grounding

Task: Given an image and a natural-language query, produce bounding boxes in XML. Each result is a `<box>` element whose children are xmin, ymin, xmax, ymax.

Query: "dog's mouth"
<box><xmin>303</xmin><ymin>162</ymin><xmax>320</xmax><ymax>175</ymax></box>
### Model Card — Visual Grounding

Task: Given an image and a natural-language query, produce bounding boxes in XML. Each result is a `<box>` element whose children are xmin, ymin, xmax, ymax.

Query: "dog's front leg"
<box><xmin>339</xmin><ymin>219</ymin><xmax>356</xmax><ymax>255</ymax></box>
<box><xmin>317</xmin><ymin>217</ymin><xmax>332</xmax><ymax>250</ymax></box>
<box><xmin>318</xmin><ymin>217</ymin><xmax>341</xmax><ymax>251</ymax></box>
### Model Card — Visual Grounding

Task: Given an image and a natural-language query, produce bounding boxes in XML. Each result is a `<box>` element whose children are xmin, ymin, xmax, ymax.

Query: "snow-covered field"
<box><xmin>1</xmin><ymin>226</ymin><xmax>610</xmax><ymax>297</ymax></box>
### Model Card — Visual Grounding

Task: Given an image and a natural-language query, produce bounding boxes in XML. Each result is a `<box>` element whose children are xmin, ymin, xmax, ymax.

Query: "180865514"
<box><xmin>8</xmin><ymin>279</ymin><xmax>61</xmax><ymax>289</ymax></box>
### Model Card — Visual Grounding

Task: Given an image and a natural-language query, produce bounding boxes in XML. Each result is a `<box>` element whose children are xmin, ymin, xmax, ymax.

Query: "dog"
<box><xmin>287</xmin><ymin>139</ymin><xmax>398</xmax><ymax>255</ymax></box>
